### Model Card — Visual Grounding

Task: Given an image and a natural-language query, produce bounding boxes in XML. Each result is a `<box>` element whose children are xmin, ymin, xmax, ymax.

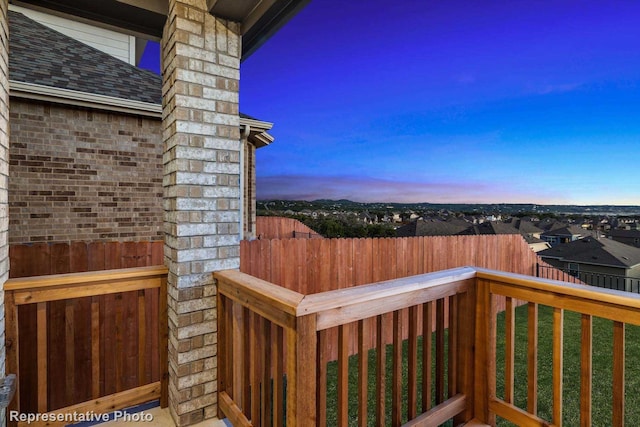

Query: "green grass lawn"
<box><xmin>323</xmin><ymin>304</ymin><xmax>640</xmax><ymax>426</ymax></box>
<box><xmin>495</xmin><ymin>304</ymin><xmax>640</xmax><ymax>426</ymax></box>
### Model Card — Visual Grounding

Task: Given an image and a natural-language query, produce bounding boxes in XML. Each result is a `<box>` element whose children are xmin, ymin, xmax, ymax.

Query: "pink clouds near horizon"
<box><xmin>257</xmin><ymin>174</ymin><xmax>564</xmax><ymax>204</ymax></box>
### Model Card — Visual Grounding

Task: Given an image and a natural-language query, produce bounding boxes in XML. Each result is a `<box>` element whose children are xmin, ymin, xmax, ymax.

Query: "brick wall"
<box><xmin>0</xmin><ymin>0</ymin><xmax>9</xmax><ymax>424</ymax></box>
<box><xmin>9</xmin><ymin>99</ymin><xmax>163</xmax><ymax>244</ymax></box>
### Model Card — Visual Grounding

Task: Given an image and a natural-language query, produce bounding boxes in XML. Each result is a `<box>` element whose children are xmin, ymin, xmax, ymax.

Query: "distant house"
<box><xmin>456</xmin><ymin>221</ymin><xmax>549</xmax><ymax>252</ymax></box>
<box><xmin>608</xmin><ymin>229</ymin><xmax>640</xmax><ymax>248</ymax></box>
<box><xmin>538</xmin><ymin>237</ymin><xmax>640</xmax><ymax>292</ymax></box>
<box><xmin>511</xmin><ymin>219</ymin><xmax>550</xmax><ymax>252</ymax></box>
<box><xmin>540</xmin><ymin>224</ymin><xmax>585</xmax><ymax>246</ymax></box>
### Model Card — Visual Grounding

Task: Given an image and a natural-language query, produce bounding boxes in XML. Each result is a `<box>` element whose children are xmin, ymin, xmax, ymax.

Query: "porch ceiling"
<box><xmin>11</xmin><ymin>0</ymin><xmax>309</xmax><ymax>58</ymax></box>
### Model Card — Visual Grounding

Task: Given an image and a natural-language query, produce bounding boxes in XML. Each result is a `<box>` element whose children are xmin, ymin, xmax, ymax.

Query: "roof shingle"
<box><xmin>9</xmin><ymin>10</ymin><xmax>162</xmax><ymax>104</ymax></box>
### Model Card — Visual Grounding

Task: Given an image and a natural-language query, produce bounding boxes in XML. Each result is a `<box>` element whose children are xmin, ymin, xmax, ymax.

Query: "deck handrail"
<box><xmin>217</xmin><ymin>266</ymin><xmax>640</xmax><ymax>426</ymax></box>
<box><xmin>215</xmin><ymin>267</ymin><xmax>478</xmax><ymax>426</ymax></box>
<box><xmin>5</xmin><ymin>265</ymin><xmax>167</xmax><ymax>292</ymax></box>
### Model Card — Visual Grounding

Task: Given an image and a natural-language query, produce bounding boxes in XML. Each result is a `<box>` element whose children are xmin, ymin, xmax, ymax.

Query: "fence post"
<box><xmin>286</xmin><ymin>313</ymin><xmax>317</xmax><ymax>426</ymax></box>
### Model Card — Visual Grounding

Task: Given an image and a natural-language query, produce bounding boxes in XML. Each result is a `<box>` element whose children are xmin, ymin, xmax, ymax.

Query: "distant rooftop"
<box><xmin>539</xmin><ymin>237</ymin><xmax>640</xmax><ymax>268</ymax></box>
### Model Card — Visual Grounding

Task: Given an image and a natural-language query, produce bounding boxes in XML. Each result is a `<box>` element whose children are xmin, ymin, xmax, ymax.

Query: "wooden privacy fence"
<box><xmin>216</xmin><ymin>266</ymin><xmax>640</xmax><ymax>426</ymax></box>
<box><xmin>9</xmin><ymin>241</ymin><xmax>164</xmax><ymax>278</ymax></box>
<box><xmin>255</xmin><ymin>216</ymin><xmax>322</xmax><ymax>240</ymax></box>
<box><xmin>5</xmin><ymin>266</ymin><xmax>169</xmax><ymax>427</ymax></box>
<box><xmin>242</xmin><ymin>235</ymin><xmax>546</xmax><ymax>294</ymax></box>
<box><xmin>240</xmin><ymin>235</ymin><xmax>578</xmax><ymax>361</ymax></box>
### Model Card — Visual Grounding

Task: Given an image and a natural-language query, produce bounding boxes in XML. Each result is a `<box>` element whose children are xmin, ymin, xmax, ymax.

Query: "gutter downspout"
<box><xmin>239</xmin><ymin>125</ymin><xmax>250</xmax><ymax>240</ymax></box>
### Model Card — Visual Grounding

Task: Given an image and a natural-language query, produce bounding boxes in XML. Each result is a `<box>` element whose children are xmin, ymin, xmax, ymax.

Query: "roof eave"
<box><xmin>11</xmin><ymin>80</ymin><xmax>276</xmax><ymax>144</ymax></box>
<box><xmin>10</xmin><ymin>80</ymin><xmax>163</xmax><ymax>118</ymax></box>
<box><xmin>14</xmin><ymin>0</ymin><xmax>310</xmax><ymax>60</ymax></box>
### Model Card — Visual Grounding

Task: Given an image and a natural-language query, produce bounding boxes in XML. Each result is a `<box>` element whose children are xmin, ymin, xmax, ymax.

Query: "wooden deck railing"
<box><xmin>477</xmin><ymin>268</ymin><xmax>640</xmax><ymax>427</ymax></box>
<box><xmin>216</xmin><ymin>267</ymin><xmax>479</xmax><ymax>426</ymax></box>
<box><xmin>5</xmin><ymin>266</ymin><xmax>169</xmax><ymax>427</ymax></box>
<box><xmin>216</xmin><ymin>266</ymin><xmax>640</xmax><ymax>426</ymax></box>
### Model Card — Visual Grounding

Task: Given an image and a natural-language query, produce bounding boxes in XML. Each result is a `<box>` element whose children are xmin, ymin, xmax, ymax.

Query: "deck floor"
<box><xmin>97</xmin><ymin>407</ymin><xmax>228</xmax><ymax>427</ymax></box>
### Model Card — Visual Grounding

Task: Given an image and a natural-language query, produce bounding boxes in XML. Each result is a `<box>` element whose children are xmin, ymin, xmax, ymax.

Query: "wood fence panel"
<box><xmin>7</xmin><ymin>267</ymin><xmax>166</xmax><ymax>419</ymax></box>
<box><xmin>239</xmin><ymin>234</ymin><xmax>557</xmax><ymax>361</ymax></box>
<box><xmin>9</xmin><ymin>241</ymin><xmax>164</xmax><ymax>278</ymax></box>
<box><xmin>87</xmin><ymin>242</ymin><xmax>106</xmax><ymax>271</ymax></box>
<box><xmin>255</xmin><ymin>216</ymin><xmax>322</xmax><ymax>239</ymax></box>
<box><xmin>240</xmin><ymin>235</ymin><xmax>544</xmax><ymax>296</ymax></box>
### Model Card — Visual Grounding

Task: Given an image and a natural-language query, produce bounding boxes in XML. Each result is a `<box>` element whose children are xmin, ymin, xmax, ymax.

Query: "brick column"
<box><xmin>161</xmin><ymin>1</ymin><xmax>240</xmax><ymax>425</ymax></box>
<box><xmin>0</xmin><ymin>0</ymin><xmax>8</xmax><ymax>425</ymax></box>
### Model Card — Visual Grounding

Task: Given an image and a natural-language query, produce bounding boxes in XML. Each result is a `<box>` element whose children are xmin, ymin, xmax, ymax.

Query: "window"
<box><xmin>568</xmin><ymin>262</ymin><xmax>580</xmax><ymax>277</ymax></box>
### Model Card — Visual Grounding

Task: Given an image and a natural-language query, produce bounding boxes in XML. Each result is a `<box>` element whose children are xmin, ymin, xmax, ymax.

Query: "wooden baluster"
<box><xmin>504</xmin><ymin>297</ymin><xmax>515</xmax><ymax>404</ymax></box>
<box><xmin>37</xmin><ymin>302</ymin><xmax>48</xmax><ymax>413</ymax></box>
<box><xmin>338</xmin><ymin>324</ymin><xmax>349</xmax><ymax>426</ymax></box>
<box><xmin>250</xmin><ymin>312</ymin><xmax>262</xmax><ymax>426</ymax></box>
<box><xmin>358</xmin><ymin>319</ymin><xmax>369</xmax><ymax>427</ymax></box>
<box><xmin>407</xmin><ymin>306</ymin><xmax>418</xmax><ymax>421</ymax></box>
<box><xmin>376</xmin><ymin>314</ymin><xmax>387</xmax><ymax>426</ymax></box>
<box><xmin>232</xmin><ymin>301</ymin><xmax>245</xmax><ymax>412</ymax></box>
<box><xmin>273</xmin><ymin>326</ymin><xmax>285</xmax><ymax>426</ymax></box>
<box><xmin>66</xmin><ymin>299</ymin><xmax>76</xmax><ymax>404</ymax></box>
<box><xmin>436</xmin><ymin>298</ymin><xmax>445</xmax><ymax>405</ymax></box>
<box><xmin>613</xmin><ymin>321</ymin><xmax>625</xmax><ymax>427</ymax></box>
<box><xmin>552</xmin><ymin>307</ymin><xmax>564</xmax><ymax>427</ymax></box>
<box><xmin>217</xmin><ymin>293</ymin><xmax>229</xmax><ymax>417</ymax></box>
<box><xmin>448</xmin><ymin>295</ymin><xmax>458</xmax><ymax>398</ymax></box>
<box><xmin>262</xmin><ymin>319</ymin><xmax>272</xmax><ymax>427</ymax></box>
<box><xmin>580</xmin><ymin>314</ymin><xmax>592</xmax><ymax>427</ymax></box>
<box><xmin>137</xmin><ymin>290</ymin><xmax>146</xmax><ymax>387</ymax></box>
<box><xmin>91</xmin><ymin>296</ymin><xmax>101</xmax><ymax>398</ymax></box>
<box><xmin>422</xmin><ymin>302</ymin><xmax>432</xmax><ymax>412</ymax></box>
<box><xmin>392</xmin><ymin>310</ymin><xmax>402</xmax><ymax>426</ymax></box>
<box><xmin>242</xmin><ymin>307</ymin><xmax>251</xmax><ymax>417</ymax></box>
<box><xmin>527</xmin><ymin>302</ymin><xmax>538</xmax><ymax>415</ymax></box>
<box><xmin>317</xmin><ymin>329</ymin><xmax>327</xmax><ymax>427</ymax></box>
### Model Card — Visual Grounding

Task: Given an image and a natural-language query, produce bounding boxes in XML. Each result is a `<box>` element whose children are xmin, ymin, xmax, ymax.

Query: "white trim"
<box><xmin>242</xmin><ymin>117</ymin><xmax>273</xmax><ymax>131</ymax></box>
<box><xmin>129</xmin><ymin>35</ymin><xmax>137</xmax><ymax>65</ymax></box>
<box><xmin>9</xmin><ymin>80</ymin><xmax>162</xmax><ymax>118</ymax></box>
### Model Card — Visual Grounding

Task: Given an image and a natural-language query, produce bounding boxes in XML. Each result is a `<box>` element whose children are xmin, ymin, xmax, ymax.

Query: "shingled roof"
<box><xmin>539</xmin><ymin>237</ymin><xmax>640</xmax><ymax>268</ymax></box>
<box><xmin>8</xmin><ymin>10</ymin><xmax>161</xmax><ymax>104</ymax></box>
<box><xmin>457</xmin><ymin>221</ymin><xmax>521</xmax><ymax>236</ymax></box>
<box><xmin>396</xmin><ymin>218</ymin><xmax>469</xmax><ymax>237</ymax></box>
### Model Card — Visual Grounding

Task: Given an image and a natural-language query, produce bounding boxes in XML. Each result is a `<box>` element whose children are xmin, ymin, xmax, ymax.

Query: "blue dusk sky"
<box><xmin>145</xmin><ymin>1</ymin><xmax>640</xmax><ymax>205</ymax></box>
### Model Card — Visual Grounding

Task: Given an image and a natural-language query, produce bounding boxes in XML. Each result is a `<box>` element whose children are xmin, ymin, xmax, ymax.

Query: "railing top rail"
<box><xmin>5</xmin><ymin>265</ymin><xmax>168</xmax><ymax>291</ymax></box>
<box><xmin>476</xmin><ymin>267</ymin><xmax>640</xmax><ymax>309</ymax></box>
<box><xmin>297</xmin><ymin>266</ymin><xmax>476</xmax><ymax>316</ymax></box>
<box><xmin>215</xmin><ymin>269</ymin><xmax>305</xmax><ymax>319</ymax></box>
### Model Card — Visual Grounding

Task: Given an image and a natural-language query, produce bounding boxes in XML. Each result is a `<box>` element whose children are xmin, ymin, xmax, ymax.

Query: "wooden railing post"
<box><xmin>286</xmin><ymin>313</ymin><xmax>317</xmax><ymax>427</ymax></box>
<box><xmin>5</xmin><ymin>289</ymin><xmax>19</xmax><ymax>427</ymax></box>
<box><xmin>474</xmin><ymin>278</ymin><xmax>496</xmax><ymax>425</ymax></box>
<box><xmin>454</xmin><ymin>286</ymin><xmax>477</xmax><ymax>425</ymax></box>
